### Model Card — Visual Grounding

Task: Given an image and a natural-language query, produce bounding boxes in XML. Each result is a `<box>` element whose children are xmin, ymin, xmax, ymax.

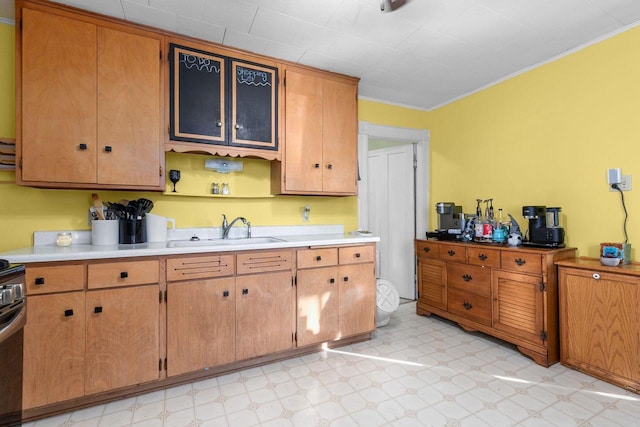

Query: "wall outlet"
<box><xmin>610</xmin><ymin>174</ymin><xmax>632</xmax><ymax>191</ymax></box>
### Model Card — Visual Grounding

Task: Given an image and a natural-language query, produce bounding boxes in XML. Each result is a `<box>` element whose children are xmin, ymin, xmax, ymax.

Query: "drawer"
<box><xmin>467</xmin><ymin>247</ymin><xmax>500</xmax><ymax>268</ymax></box>
<box><xmin>447</xmin><ymin>288</ymin><xmax>491</xmax><ymax>326</ymax></box>
<box><xmin>88</xmin><ymin>259</ymin><xmax>159</xmax><ymax>289</ymax></box>
<box><xmin>500</xmin><ymin>251</ymin><xmax>542</xmax><ymax>275</ymax></box>
<box><xmin>167</xmin><ymin>254</ymin><xmax>234</xmax><ymax>282</ymax></box>
<box><xmin>447</xmin><ymin>263</ymin><xmax>491</xmax><ymax>297</ymax></box>
<box><xmin>439</xmin><ymin>244</ymin><xmax>466</xmax><ymax>263</ymax></box>
<box><xmin>416</xmin><ymin>240</ymin><xmax>440</xmax><ymax>259</ymax></box>
<box><xmin>297</xmin><ymin>248</ymin><xmax>338</xmax><ymax>269</ymax></box>
<box><xmin>237</xmin><ymin>250</ymin><xmax>294</xmax><ymax>275</ymax></box>
<box><xmin>339</xmin><ymin>245</ymin><xmax>375</xmax><ymax>265</ymax></box>
<box><xmin>26</xmin><ymin>264</ymin><xmax>85</xmax><ymax>295</ymax></box>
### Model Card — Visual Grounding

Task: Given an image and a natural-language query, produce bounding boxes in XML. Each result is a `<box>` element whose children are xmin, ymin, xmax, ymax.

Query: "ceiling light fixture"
<box><xmin>380</xmin><ymin>0</ymin><xmax>406</xmax><ymax>12</ymax></box>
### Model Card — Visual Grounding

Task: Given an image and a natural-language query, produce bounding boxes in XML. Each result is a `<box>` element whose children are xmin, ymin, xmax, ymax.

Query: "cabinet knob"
<box><xmin>315</xmin><ymin>255</ymin><xmax>322</xmax><ymax>261</ymax></box>
<box><xmin>462</xmin><ymin>302</ymin><xmax>473</xmax><ymax>310</ymax></box>
<box><xmin>327</xmin><ymin>164</ymin><xmax>333</xmax><ymax>170</ymax></box>
<box><xmin>235</xmin><ymin>124</ymin><xmax>241</xmax><ymax>129</ymax></box>
<box><xmin>94</xmin><ymin>306</ymin><xmax>103</xmax><ymax>314</ymax></box>
<box><xmin>64</xmin><ymin>309</ymin><xmax>74</xmax><ymax>317</ymax></box>
<box><xmin>355</xmin><ymin>253</ymin><xmax>361</xmax><ymax>258</ymax></box>
<box><xmin>462</xmin><ymin>274</ymin><xmax>472</xmax><ymax>282</ymax></box>
<box><xmin>514</xmin><ymin>258</ymin><xmax>526</xmax><ymax>266</ymax></box>
<box><xmin>329</xmin><ymin>278</ymin><xmax>335</xmax><ymax>284</ymax></box>
<box><xmin>120</xmin><ymin>271</ymin><xmax>128</xmax><ymax>279</ymax></box>
<box><xmin>314</xmin><ymin>163</ymin><xmax>320</xmax><ymax>169</ymax></box>
<box><xmin>35</xmin><ymin>277</ymin><xmax>45</xmax><ymax>285</ymax></box>
<box><xmin>343</xmin><ymin>276</ymin><xmax>349</xmax><ymax>282</ymax></box>
<box><xmin>593</xmin><ymin>273</ymin><xmax>600</xmax><ymax>280</ymax></box>
<box><xmin>447</xmin><ymin>249</ymin><xmax>456</xmax><ymax>256</ymax></box>
<box><xmin>423</xmin><ymin>247</ymin><xmax>430</xmax><ymax>253</ymax></box>
<box><xmin>216</xmin><ymin>121</ymin><xmax>222</xmax><ymax>127</ymax></box>
<box><xmin>242</xmin><ymin>288</ymin><xmax>249</xmax><ymax>295</ymax></box>
<box><xmin>104</xmin><ymin>146</ymin><xmax>112</xmax><ymax>153</ymax></box>
<box><xmin>478</xmin><ymin>254</ymin><xmax>487</xmax><ymax>261</ymax></box>
<box><xmin>223</xmin><ymin>290</ymin><xmax>229</xmax><ymax>297</ymax></box>
<box><xmin>78</xmin><ymin>143</ymin><xmax>88</xmax><ymax>151</ymax></box>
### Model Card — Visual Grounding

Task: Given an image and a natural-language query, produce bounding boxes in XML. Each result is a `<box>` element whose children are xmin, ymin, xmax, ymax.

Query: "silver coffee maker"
<box><xmin>435</xmin><ymin>202</ymin><xmax>464</xmax><ymax>234</ymax></box>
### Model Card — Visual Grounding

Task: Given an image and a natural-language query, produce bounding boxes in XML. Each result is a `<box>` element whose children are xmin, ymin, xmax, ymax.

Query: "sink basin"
<box><xmin>167</xmin><ymin>237</ymin><xmax>284</xmax><ymax>248</ymax></box>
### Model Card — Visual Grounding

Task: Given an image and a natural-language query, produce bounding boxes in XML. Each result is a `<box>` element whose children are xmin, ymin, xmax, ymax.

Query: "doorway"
<box><xmin>357</xmin><ymin>122</ymin><xmax>430</xmax><ymax>301</ymax></box>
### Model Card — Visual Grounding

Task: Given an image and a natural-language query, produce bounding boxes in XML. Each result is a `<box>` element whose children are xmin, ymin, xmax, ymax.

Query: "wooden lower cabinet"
<box><xmin>23</xmin><ymin>291</ymin><xmax>86</xmax><ymax>409</ymax></box>
<box><xmin>85</xmin><ymin>285</ymin><xmax>161</xmax><ymax>394</ymax></box>
<box><xmin>296</xmin><ymin>266</ymin><xmax>339</xmax><ymax>347</ymax></box>
<box><xmin>415</xmin><ymin>239</ymin><xmax>576</xmax><ymax>367</ymax></box>
<box><xmin>557</xmin><ymin>259</ymin><xmax>640</xmax><ymax>393</ymax></box>
<box><xmin>338</xmin><ymin>263</ymin><xmax>375</xmax><ymax>338</ymax></box>
<box><xmin>236</xmin><ymin>271</ymin><xmax>295</xmax><ymax>359</ymax></box>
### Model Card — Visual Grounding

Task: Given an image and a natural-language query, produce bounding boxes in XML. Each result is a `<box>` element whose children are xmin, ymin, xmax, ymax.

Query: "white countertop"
<box><xmin>0</xmin><ymin>225</ymin><xmax>379</xmax><ymax>264</ymax></box>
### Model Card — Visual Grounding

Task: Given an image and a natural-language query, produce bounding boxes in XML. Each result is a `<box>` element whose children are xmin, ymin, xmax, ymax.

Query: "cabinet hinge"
<box><xmin>159</xmin><ymin>165</ymin><xmax>163</xmax><ymax>177</ymax></box>
<box><xmin>539</xmin><ymin>281</ymin><xmax>546</xmax><ymax>292</ymax></box>
<box><xmin>540</xmin><ymin>331</ymin><xmax>548</xmax><ymax>341</ymax></box>
<box><xmin>159</xmin><ymin>290</ymin><xmax>163</xmax><ymax>303</ymax></box>
<box><xmin>293</xmin><ymin>276</ymin><xmax>297</xmax><ymax>286</ymax></box>
<box><xmin>159</xmin><ymin>358</ymin><xmax>162</xmax><ymax>371</ymax></box>
<box><xmin>19</xmin><ymin>157</ymin><xmax>23</xmax><ymax>169</ymax></box>
<box><xmin>164</xmin><ymin>290</ymin><xmax>167</xmax><ymax>303</ymax></box>
<box><xmin>164</xmin><ymin>358</ymin><xmax>167</xmax><ymax>371</ymax></box>
<box><xmin>159</xmin><ymin>50</ymin><xmax>162</xmax><ymax>61</ymax></box>
<box><xmin>293</xmin><ymin>331</ymin><xmax>297</xmax><ymax>343</ymax></box>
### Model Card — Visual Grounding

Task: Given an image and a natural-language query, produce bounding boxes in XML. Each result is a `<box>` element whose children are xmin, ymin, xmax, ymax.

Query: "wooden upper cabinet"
<box><xmin>274</xmin><ymin>65</ymin><xmax>358</xmax><ymax>195</ymax></box>
<box><xmin>168</xmin><ymin>42</ymin><xmax>279</xmax><ymax>157</ymax></box>
<box><xmin>17</xmin><ymin>2</ymin><xmax>164</xmax><ymax>190</ymax></box>
<box><xmin>20</xmin><ymin>8</ymin><xmax>97</xmax><ymax>185</ymax></box>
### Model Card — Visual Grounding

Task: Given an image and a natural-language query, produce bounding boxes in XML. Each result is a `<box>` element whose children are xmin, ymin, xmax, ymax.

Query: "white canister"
<box><xmin>91</xmin><ymin>220</ymin><xmax>119</xmax><ymax>245</ymax></box>
<box><xmin>145</xmin><ymin>213</ymin><xmax>176</xmax><ymax>242</ymax></box>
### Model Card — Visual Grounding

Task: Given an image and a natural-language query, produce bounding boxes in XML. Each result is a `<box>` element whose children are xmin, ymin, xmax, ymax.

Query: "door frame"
<box><xmin>357</xmin><ymin>121</ymin><xmax>430</xmax><ymax>240</ymax></box>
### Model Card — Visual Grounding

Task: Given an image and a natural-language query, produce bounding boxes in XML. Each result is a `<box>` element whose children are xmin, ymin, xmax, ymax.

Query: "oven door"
<box><xmin>0</xmin><ymin>294</ymin><xmax>26</xmax><ymax>426</ymax></box>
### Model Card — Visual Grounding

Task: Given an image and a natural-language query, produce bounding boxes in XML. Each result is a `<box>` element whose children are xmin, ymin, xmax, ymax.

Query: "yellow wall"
<box><xmin>426</xmin><ymin>26</ymin><xmax>640</xmax><ymax>258</ymax></box>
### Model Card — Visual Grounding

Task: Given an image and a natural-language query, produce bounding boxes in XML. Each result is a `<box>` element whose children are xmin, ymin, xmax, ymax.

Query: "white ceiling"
<box><xmin>2</xmin><ymin>0</ymin><xmax>640</xmax><ymax>110</ymax></box>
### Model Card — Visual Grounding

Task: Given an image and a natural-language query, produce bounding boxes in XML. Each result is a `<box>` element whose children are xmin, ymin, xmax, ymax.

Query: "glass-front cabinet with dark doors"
<box><xmin>169</xmin><ymin>43</ymin><xmax>278</xmax><ymax>155</ymax></box>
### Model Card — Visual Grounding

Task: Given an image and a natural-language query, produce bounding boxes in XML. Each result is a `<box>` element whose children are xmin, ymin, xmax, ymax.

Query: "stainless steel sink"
<box><xmin>166</xmin><ymin>237</ymin><xmax>284</xmax><ymax>248</ymax></box>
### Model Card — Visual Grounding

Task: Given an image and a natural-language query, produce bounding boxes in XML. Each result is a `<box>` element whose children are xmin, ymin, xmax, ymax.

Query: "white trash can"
<box><xmin>376</xmin><ymin>278</ymin><xmax>400</xmax><ymax>327</ymax></box>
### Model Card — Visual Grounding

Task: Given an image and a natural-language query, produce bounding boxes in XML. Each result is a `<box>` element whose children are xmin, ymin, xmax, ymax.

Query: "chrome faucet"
<box><xmin>221</xmin><ymin>214</ymin><xmax>251</xmax><ymax>239</ymax></box>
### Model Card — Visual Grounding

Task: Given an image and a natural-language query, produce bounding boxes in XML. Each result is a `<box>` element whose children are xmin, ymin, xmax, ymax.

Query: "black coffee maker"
<box><xmin>522</xmin><ymin>206</ymin><xmax>565</xmax><ymax>248</ymax></box>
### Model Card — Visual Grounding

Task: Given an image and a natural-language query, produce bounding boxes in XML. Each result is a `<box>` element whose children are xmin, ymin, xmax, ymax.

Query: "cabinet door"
<box><xmin>20</xmin><ymin>8</ymin><xmax>97</xmax><ymax>184</ymax></box>
<box><xmin>85</xmin><ymin>285</ymin><xmax>160</xmax><ymax>394</ymax></box>
<box><xmin>560</xmin><ymin>268</ymin><xmax>640</xmax><ymax>385</ymax></box>
<box><xmin>492</xmin><ymin>270</ymin><xmax>544</xmax><ymax>345</ymax></box>
<box><xmin>170</xmin><ymin>44</ymin><xmax>226</xmax><ymax>144</ymax></box>
<box><xmin>236</xmin><ymin>271</ymin><xmax>294</xmax><ymax>360</ymax></box>
<box><xmin>322</xmin><ymin>77</ymin><xmax>357</xmax><ymax>194</ymax></box>
<box><xmin>338</xmin><ymin>263</ymin><xmax>376</xmax><ymax>338</ymax></box>
<box><xmin>97</xmin><ymin>27</ymin><xmax>162</xmax><ymax>187</ymax></box>
<box><xmin>283</xmin><ymin>68</ymin><xmax>324</xmax><ymax>192</ymax></box>
<box><xmin>297</xmin><ymin>267</ymin><xmax>339</xmax><ymax>346</ymax></box>
<box><xmin>23</xmin><ymin>292</ymin><xmax>85</xmax><ymax>409</ymax></box>
<box><xmin>417</xmin><ymin>257</ymin><xmax>446</xmax><ymax>310</ymax></box>
<box><xmin>231</xmin><ymin>60</ymin><xmax>278</xmax><ymax>150</ymax></box>
<box><xmin>167</xmin><ymin>278</ymin><xmax>235</xmax><ymax>376</ymax></box>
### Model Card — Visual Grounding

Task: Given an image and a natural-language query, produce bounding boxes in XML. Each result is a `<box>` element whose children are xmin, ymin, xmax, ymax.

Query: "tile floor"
<box><xmin>24</xmin><ymin>301</ymin><xmax>640</xmax><ymax>427</ymax></box>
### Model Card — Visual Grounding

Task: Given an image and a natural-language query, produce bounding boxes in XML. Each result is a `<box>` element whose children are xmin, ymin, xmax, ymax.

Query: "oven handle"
<box><xmin>0</xmin><ymin>302</ymin><xmax>26</xmax><ymax>345</ymax></box>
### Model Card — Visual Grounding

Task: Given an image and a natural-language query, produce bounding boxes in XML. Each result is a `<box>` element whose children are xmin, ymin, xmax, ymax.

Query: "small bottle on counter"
<box><xmin>212</xmin><ymin>182</ymin><xmax>219</xmax><ymax>194</ymax></box>
<box><xmin>56</xmin><ymin>232</ymin><xmax>72</xmax><ymax>247</ymax></box>
<box><xmin>222</xmin><ymin>183</ymin><xmax>229</xmax><ymax>195</ymax></box>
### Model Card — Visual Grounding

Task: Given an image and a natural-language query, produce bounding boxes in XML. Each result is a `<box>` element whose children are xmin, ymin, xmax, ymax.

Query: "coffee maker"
<box><xmin>522</xmin><ymin>206</ymin><xmax>565</xmax><ymax>248</ymax></box>
<box><xmin>426</xmin><ymin>202</ymin><xmax>464</xmax><ymax>240</ymax></box>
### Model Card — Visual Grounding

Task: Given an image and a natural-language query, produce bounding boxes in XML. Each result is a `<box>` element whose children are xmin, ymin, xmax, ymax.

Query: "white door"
<box><xmin>367</xmin><ymin>144</ymin><xmax>415</xmax><ymax>299</ymax></box>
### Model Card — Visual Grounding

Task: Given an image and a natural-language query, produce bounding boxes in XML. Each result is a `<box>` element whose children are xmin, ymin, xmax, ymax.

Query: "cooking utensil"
<box><xmin>137</xmin><ymin>198</ymin><xmax>154</xmax><ymax>215</ymax></box>
<box><xmin>91</xmin><ymin>193</ymin><xmax>104</xmax><ymax>220</ymax></box>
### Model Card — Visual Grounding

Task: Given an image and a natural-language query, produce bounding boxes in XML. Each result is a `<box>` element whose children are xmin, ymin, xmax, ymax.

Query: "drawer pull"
<box><xmin>423</xmin><ymin>247</ymin><xmax>430</xmax><ymax>253</ymax></box>
<box><xmin>355</xmin><ymin>253</ymin><xmax>361</xmax><ymax>258</ymax></box>
<box><xmin>478</xmin><ymin>254</ymin><xmax>487</xmax><ymax>261</ymax></box>
<box><xmin>514</xmin><ymin>258</ymin><xmax>527</xmax><ymax>266</ymax></box>
<box><xmin>315</xmin><ymin>255</ymin><xmax>322</xmax><ymax>261</ymax></box>
<box><xmin>242</xmin><ymin>288</ymin><xmax>249</xmax><ymax>295</ymax></box>
<box><xmin>314</xmin><ymin>163</ymin><xmax>320</xmax><ymax>168</ymax></box>
<box><xmin>35</xmin><ymin>277</ymin><xmax>45</xmax><ymax>285</ymax></box>
<box><xmin>327</xmin><ymin>164</ymin><xmax>333</xmax><ymax>170</ymax></box>
<box><xmin>120</xmin><ymin>271</ymin><xmax>128</xmax><ymax>279</ymax></box>
<box><xmin>447</xmin><ymin>249</ymin><xmax>456</xmax><ymax>256</ymax></box>
<box><xmin>94</xmin><ymin>306</ymin><xmax>103</xmax><ymax>314</ymax></box>
<box><xmin>462</xmin><ymin>274</ymin><xmax>472</xmax><ymax>282</ymax></box>
<box><xmin>104</xmin><ymin>145</ymin><xmax>113</xmax><ymax>153</ymax></box>
<box><xmin>343</xmin><ymin>276</ymin><xmax>349</xmax><ymax>282</ymax></box>
<box><xmin>78</xmin><ymin>143</ymin><xmax>87</xmax><ymax>150</ymax></box>
<box><xmin>593</xmin><ymin>273</ymin><xmax>600</xmax><ymax>280</ymax></box>
<box><xmin>329</xmin><ymin>278</ymin><xmax>335</xmax><ymax>284</ymax></box>
<box><xmin>463</xmin><ymin>302</ymin><xmax>473</xmax><ymax>310</ymax></box>
<box><xmin>64</xmin><ymin>309</ymin><xmax>74</xmax><ymax>317</ymax></box>
<box><xmin>223</xmin><ymin>290</ymin><xmax>229</xmax><ymax>297</ymax></box>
